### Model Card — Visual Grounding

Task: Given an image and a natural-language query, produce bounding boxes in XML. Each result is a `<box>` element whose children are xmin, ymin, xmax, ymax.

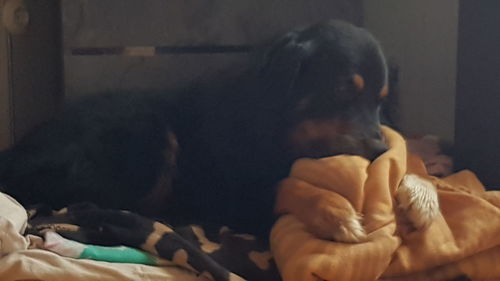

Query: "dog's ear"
<box><xmin>259</xmin><ymin>30</ymin><xmax>313</xmax><ymax>97</ymax></box>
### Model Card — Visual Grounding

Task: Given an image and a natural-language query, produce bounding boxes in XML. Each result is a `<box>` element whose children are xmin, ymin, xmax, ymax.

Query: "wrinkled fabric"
<box><xmin>271</xmin><ymin>126</ymin><xmax>500</xmax><ymax>281</ymax></box>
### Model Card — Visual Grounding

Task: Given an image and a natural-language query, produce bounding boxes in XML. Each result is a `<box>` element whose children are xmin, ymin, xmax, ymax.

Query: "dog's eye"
<box><xmin>333</xmin><ymin>82</ymin><xmax>358</xmax><ymax>103</ymax></box>
<box><xmin>352</xmin><ymin>74</ymin><xmax>365</xmax><ymax>92</ymax></box>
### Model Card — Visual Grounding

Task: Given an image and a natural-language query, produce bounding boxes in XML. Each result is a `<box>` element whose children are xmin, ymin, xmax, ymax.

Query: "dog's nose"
<box><xmin>365</xmin><ymin>138</ymin><xmax>388</xmax><ymax>161</ymax></box>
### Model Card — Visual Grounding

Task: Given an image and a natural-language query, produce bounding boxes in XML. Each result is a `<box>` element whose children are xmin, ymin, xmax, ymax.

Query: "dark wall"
<box><xmin>2</xmin><ymin>0</ymin><xmax>362</xmax><ymax>148</ymax></box>
<box><xmin>0</xmin><ymin>0</ymin><xmax>63</xmax><ymax>146</ymax></box>
<box><xmin>455</xmin><ymin>0</ymin><xmax>500</xmax><ymax>188</ymax></box>
<box><xmin>61</xmin><ymin>0</ymin><xmax>363</xmax><ymax>97</ymax></box>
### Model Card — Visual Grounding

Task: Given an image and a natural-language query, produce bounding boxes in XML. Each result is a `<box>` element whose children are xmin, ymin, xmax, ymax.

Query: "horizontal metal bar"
<box><xmin>70</xmin><ymin>45</ymin><xmax>254</xmax><ymax>56</ymax></box>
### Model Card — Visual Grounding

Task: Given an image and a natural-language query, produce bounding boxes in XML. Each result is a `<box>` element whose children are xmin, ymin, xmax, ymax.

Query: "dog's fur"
<box><xmin>1</xmin><ymin>20</ymin><xmax>414</xmax><ymax>237</ymax></box>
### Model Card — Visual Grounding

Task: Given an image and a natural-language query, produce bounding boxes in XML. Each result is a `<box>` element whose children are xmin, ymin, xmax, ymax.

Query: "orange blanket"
<box><xmin>271</xmin><ymin>126</ymin><xmax>500</xmax><ymax>281</ymax></box>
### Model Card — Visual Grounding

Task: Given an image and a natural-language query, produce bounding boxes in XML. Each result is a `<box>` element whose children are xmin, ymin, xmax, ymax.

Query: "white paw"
<box><xmin>397</xmin><ymin>174</ymin><xmax>440</xmax><ymax>229</ymax></box>
<box><xmin>331</xmin><ymin>212</ymin><xmax>367</xmax><ymax>243</ymax></box>
<box><xmin>309</xmin><ymin>205</ymin><xmax>367</xmax><ymax>243</ymax></box>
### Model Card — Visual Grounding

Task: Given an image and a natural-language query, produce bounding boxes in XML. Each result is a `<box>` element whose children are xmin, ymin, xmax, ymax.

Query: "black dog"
<box><xmin>0</xmin><ymin>20</ymin><xmax>388</xmax><ymax>237</ymax></box>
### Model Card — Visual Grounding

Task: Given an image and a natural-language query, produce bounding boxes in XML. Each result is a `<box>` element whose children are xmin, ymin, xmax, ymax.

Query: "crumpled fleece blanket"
<box><xmin>271</xmin><ymin>126</ymin><xmax>500</xmax><ymax>281</ymax></box>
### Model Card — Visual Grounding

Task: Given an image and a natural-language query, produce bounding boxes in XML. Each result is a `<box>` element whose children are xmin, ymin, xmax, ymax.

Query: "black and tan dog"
<box><xmin>0</xmin><ymin>20</ymin><xmax>435</xmax><ymax>244</ymax></box>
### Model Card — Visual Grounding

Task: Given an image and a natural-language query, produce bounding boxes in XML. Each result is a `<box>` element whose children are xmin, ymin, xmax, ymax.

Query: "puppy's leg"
<box><xmin>276</xmin><ymin>179</ymin><xmax>366</xmax><ymax>243</ymax></box>
<box><xmin>397</xmin><ymin>174</ymin><xmax>440</xmax><ymax>229</ymax></box>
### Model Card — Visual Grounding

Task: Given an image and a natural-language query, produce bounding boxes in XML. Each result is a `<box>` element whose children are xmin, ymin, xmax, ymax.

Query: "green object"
<box><xmin>79</xmin><ymin>245</ymin><xmax>158</xmax><ymax>265</ymax></box>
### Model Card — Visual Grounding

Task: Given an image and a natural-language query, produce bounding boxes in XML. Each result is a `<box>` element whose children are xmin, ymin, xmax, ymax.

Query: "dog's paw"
<box><xmin>307</xmin><ymin>204</ymin><xmax>366</xmax><ymax>243</ymax></box>
<box><xmin>397</xmin><ymin>174</ymin><xmax>440</xmax><ymax>229</ymax></box>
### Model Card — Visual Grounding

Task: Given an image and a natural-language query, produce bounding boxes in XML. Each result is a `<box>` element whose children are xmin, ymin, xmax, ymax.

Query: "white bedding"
<box><xmin>0</xmin><ymin>192</ymin><xmax>204</xmax><ymax>281</ymax></box>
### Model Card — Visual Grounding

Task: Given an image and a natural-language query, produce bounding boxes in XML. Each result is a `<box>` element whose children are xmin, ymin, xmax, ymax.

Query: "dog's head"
<box><xmin>261</xmin><ymin>20</ymin><xmax>389</xmax><ymax>161</ymax></box>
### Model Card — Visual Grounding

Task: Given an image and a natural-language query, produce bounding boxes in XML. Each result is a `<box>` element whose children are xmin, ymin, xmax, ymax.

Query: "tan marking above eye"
<box><xmin>352</xmin><ymin>74</ymin><xmax>365</xmax><ymax>92</ymax></box>
<box><xmin>380</xmin><ymin>85</ymin><xmax>389</xmax><ymax>98</ymax></box>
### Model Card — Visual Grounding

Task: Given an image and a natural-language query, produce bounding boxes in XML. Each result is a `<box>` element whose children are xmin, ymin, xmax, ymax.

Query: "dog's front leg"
<box><xmin>275</xmin><ymin>178</ymin><xmax>366</xmax><ymax>243</ymax></box>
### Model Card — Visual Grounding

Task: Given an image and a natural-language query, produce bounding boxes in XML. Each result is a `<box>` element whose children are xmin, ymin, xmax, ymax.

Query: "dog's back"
<box><xmin>0</xmin><ymin>20</ymin><xmax>389</xmax><ymax>235</ymax></box>
<box><xmin>0</xmin><ymin>92</ymin><xmax>178</xmax><ymax>209</ymax></box>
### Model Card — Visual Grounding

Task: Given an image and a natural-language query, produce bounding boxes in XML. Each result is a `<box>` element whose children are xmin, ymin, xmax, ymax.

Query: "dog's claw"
<box><xmin>397</xmin><ymin>174</ymin><xmax>440</xmax><ymax>229</ymax></box>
